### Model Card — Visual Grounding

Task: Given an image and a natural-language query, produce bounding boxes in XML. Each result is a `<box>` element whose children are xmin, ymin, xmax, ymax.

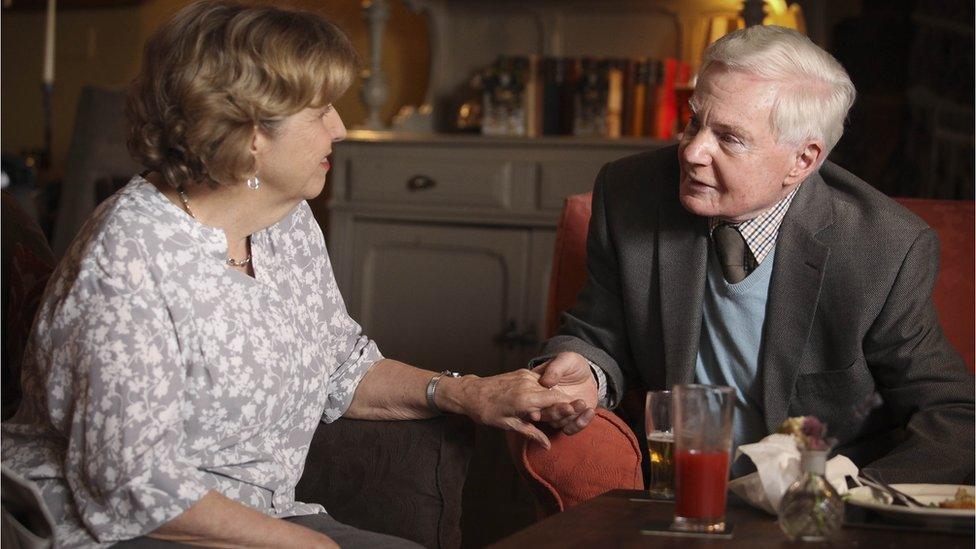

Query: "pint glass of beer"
<box><xmin>644</xmin><ymin>390</ymin><xmax>674</xmax><ymax>499</ymax></box>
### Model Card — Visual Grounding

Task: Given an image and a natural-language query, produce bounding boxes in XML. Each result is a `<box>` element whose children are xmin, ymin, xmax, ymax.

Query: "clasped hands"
<box><xmin>457</xmin><ymin>352</ymin><xmax>599</xmax><ymax>449</ymax></box>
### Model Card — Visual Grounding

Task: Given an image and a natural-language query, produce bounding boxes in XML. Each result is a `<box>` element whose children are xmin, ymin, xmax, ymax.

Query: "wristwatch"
<box><xmin>426</xmin><ymin>370</ymin><xmax>461</xmax><ymax>415</ymax></box>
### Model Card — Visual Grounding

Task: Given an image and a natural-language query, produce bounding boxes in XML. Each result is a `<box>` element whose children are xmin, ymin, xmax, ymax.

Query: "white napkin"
<box><xmin>727</xmin><ymin>433</ymin><xmax>859</xmax><ymax>515</ymax></box>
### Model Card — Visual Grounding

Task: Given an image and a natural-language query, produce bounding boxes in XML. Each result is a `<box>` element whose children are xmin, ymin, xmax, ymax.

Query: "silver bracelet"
<box><xmin>425</xmin><ymin>370</ymin><xmax>461</xmax><ymax>415</ymax></box>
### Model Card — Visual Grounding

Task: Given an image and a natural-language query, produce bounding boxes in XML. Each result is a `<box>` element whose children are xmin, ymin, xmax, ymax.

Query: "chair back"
<box><xmin>893</xmin><ymin>198</ymin><xmax>975</xmax><ymax>369</ymax></box>
<box><xmin>1</xmin><ymin>192</ymin><xmax>57</xmax><ymax>419</ymax></box>
<box><xmin>545</xmin><ymin>193</ymin><xmax>593</xmax><ymax>338</ymax></box>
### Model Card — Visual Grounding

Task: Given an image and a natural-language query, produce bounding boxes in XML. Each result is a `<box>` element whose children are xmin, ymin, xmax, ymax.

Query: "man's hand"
<box><xmin>531</xmin><ymin>352</ymin><xmax>600</xmax><ymax>435</ymax></box>
<box><xmin>437</xmin><ymin>369</ymin><xmax>581</xmax><ymax>450</ymax></box>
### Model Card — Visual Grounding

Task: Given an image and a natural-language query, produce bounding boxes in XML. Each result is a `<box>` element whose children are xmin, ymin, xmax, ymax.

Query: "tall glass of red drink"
<box><xmin>671</xmin><ymin>384</ymin><xmax>735</xmax><ymax>533</ymax></box>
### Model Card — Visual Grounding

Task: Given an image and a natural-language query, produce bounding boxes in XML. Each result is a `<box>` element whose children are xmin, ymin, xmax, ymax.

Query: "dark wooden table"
<box><xmin>490</xmin><ymin>490</ymin><xmax>975</xmax><ymax>548</ymax></box>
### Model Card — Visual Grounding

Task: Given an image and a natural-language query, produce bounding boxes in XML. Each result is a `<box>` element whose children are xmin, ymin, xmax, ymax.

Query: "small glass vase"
<box><xmin>778</xmin><ymin>450</ymin><xmax>844</xmax><ymax>542</ymax></box>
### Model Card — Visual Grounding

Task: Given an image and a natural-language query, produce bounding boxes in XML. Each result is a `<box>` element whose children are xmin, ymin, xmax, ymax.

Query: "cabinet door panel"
<box><xmin>521</xmin><ymin>229</ymin><xmax>557</xmax><ymax>364</ymax></box>
<box><xmin>350</xmin><ymin>221</ymin><xmax>528</xmax><ymax>377</ymax></box>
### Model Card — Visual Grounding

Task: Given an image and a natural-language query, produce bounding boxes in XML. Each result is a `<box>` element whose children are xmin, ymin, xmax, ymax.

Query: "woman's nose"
<box><xmin>329</xmin><ymin>112</ymin><xmax>347</xmax><ymax>143</ymax></box>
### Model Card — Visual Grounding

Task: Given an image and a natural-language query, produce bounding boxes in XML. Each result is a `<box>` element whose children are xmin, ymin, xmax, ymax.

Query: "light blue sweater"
<box><xmin>694</xmin><ymin>242</ymin><xmax>776</xmax><ymax>459</ymax></box>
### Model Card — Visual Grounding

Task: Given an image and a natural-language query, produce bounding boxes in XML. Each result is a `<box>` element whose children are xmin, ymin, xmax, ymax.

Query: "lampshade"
<box><xmin>696</xmin><ymin>0</ymin><xmax>806</xmax><ymax>72</ymax></box>
<box><xmin>761</xmin><ymin>0</ymin><xmax>806</xmax><ymax>33</ymax></box>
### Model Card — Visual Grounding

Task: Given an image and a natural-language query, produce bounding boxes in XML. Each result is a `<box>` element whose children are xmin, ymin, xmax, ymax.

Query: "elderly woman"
<box><xmin>1</xmin><ymin>2</ymin><xmax>589</xmax><ymax>547</ymax></box>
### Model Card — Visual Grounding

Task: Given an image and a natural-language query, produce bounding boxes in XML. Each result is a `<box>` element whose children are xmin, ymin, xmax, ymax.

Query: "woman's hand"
<box><xmin>344</xmin><ymin>359</ymin><xmax>587</xmax><ymax>448</ymax></box>
<box><xmin>436</xmin><ymin>369</ymin><xmax>585</xmax><ymax>450</ymax></box>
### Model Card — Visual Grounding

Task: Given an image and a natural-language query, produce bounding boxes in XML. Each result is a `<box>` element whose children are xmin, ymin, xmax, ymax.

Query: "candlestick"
<box><xmin>41</xmin><ymin>82</ymin><xmax>52</xmax><ymax>169</ymax></box>
<box><xmin>42</xmin><ymin>0</ymin><xmax>56</xmax><ymax>84</ymax></box>
<box><xmin>741</xmin><ymin>0</ymin><xmax>767</xmax><ymax>27</ymax></box>
<box><xmin>360</xmin><ymin>0</ymin><xmax>390</xmax><ymax>129</ymax></box>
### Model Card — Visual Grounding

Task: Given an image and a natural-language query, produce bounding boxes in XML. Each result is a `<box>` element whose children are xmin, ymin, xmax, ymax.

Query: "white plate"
<box><xmin>846</xmin><ymin>484</ymin><xmax>975</xmax><ymax>523</ymax></box>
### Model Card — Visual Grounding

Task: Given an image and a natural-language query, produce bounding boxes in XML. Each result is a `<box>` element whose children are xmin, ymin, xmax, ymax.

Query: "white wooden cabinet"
<box><xmin>328</xmin><ymin>131</ymin><xmax>665</xmax><ymax>376</ymax></box>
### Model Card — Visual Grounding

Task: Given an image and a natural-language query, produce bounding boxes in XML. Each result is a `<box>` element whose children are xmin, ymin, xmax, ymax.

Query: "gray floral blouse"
<box><xmin>2</xmin><ymin>176</ymin><xmax>383</xmax><ymax>547</ymax></box>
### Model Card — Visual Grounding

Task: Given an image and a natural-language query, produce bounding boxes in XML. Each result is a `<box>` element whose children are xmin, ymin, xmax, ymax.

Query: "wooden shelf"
<box><xmin>345</xmin><ymin>129</ymin><xmax>675</xmax><ymax>148</ymax></box>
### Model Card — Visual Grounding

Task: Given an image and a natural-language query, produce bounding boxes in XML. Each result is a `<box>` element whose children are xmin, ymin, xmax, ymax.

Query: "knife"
<box><xmin>858</xmin><ymin>473</ymin><xmax>925</xmax><ymax>508</ymax></box>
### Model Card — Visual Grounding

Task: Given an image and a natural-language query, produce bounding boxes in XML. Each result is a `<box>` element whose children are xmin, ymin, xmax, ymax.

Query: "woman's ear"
<box><xmin>250</xmin><ymin>125</ymin><xmax>264</xmax><ymax>155</ymax></box>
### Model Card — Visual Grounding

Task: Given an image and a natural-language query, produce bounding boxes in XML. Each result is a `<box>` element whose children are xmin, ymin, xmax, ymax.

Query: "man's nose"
<box><xmin>681</xmin><ymin>130</ymin><xmax>712</xmax><ymax>166</ymax></box>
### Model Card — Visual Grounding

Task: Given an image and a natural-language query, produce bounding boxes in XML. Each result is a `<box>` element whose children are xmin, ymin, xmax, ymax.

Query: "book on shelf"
<box><xmin>620</xmin><ymin>58</ymin><xmax>637</xmax><ymax>137</ymax></box>
<box><xmin>478</xmin><ymin>54</ymin><xmax>691</xmax><ymax>139</ymax></box>
<box><xmin>523</xmin><ymin>55</ymin><xmax>542</xmax><ymax>138</ymax></box>
<box><xmin>653</xmin><ymin>58</ymin><xmax>692</xmax><ymax>140</ymax></box>
<box><xmin>606</xmin><ymin>64</ymin><xmax>624</xmax><ymax>138</ymax></box>
<box><xmin>642</xmin><ymin>59</ymin><xmax>662</xmax><ymax>139</ymax></box>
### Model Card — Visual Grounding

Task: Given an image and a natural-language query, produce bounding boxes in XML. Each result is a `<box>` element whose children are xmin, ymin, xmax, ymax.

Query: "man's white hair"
<box><xmin>698</xmin><ymin>25</ymin><xmax>856</xmax><ymax>154</ymax></box>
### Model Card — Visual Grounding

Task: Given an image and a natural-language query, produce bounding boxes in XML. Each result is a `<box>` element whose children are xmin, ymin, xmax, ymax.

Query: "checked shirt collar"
<box><xmin>708</xmin><ymin>185</ymin><xmax>801</xmax><ymax>266</ymax></box>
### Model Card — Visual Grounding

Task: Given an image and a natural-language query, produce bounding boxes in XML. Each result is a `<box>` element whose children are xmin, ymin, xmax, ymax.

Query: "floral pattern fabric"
<box><xmin>2</xmin><ymin>176</ymin><xmax>382</xmax><ymax>547</ymax></box>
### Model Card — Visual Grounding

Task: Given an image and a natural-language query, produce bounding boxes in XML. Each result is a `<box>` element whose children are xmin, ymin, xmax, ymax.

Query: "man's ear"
<box><xmin>784</xmin><ymin>141</ymin><xmax>824</xmax><ymax>187</ymax></box>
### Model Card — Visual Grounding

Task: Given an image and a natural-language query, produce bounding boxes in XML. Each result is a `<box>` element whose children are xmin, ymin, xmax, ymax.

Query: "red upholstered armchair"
<box><xmin>508</xmin><ymin>192</ymin><xmax>975</xmax><ymax>518</ymax></box>
<box><xmin>506</xmin><ymin>194</ymin><xmax>643</xmax><ymax>519</ymax></box>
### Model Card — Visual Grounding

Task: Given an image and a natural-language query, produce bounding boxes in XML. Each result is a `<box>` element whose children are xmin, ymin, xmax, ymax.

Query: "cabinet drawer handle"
<box><xmin>407</xmin><ymin>175</ymin><xmax>436</xmax><ymax>191</ymax></box>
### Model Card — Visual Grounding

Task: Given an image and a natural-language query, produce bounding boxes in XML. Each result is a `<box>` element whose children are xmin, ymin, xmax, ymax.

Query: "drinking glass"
<box><xmin>644</xmin><ymin>390</ymin><xmax>673</xmax><ymax>499</ymax></box>
<box><xmin>671</xmin><ymin>384</ymin><xmax>736</xmax><ymax>533</ymax></box>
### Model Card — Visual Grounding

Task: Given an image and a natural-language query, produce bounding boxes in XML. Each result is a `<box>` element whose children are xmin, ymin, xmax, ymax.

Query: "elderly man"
<box><xmin>530</xmin><ymin>25</ymin><xmax>974</xmax><ymax>482</ymax></box>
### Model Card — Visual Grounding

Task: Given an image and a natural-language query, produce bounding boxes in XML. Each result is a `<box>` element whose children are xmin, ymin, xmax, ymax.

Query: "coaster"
<box><xmin>640</xmin><ymin>520</ymin><xmax>735</xmax><ymax>539</ymax></box>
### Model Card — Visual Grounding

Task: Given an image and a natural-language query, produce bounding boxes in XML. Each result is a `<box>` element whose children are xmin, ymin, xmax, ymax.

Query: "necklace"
<box><xmin>178</xmin><ymin>187</ymin><xmax>252</xmax><ymax>267</ymax></box>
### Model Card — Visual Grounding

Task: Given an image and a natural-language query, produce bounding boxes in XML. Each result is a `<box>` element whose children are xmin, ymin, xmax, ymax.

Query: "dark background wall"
<box><xmin>829</xmin><ymin>0</ymin><xmax>974</xmax><ymax>199</ymax></box>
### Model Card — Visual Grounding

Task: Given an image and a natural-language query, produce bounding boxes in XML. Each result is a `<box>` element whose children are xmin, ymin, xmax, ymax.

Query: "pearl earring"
<box><xmin>246</xmin><ymin>175</ymin><xmax>261</xmax><ymax>190</ymax></box>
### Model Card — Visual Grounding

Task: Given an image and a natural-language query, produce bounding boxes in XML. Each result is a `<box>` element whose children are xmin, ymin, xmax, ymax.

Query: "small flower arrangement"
<box><xmin>776</xmin><ymin>416</ymin><xmax>843</xmax><ymax>541</ymax></box>
<box><xmin>777</xmin><ymin>416</ymin><xmax>837</xmax><ymax>452</ymax></box>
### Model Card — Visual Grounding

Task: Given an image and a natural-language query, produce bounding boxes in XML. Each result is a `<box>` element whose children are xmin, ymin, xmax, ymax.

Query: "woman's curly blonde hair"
<box><xmin>126</xmin><ymin>0</ymin><xmax>358</xmax><ymax>188</ymax></box>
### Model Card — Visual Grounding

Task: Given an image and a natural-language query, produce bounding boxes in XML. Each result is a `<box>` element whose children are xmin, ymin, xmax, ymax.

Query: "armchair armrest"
<box><xmin>296</xmin><ymin>415</ymin><xmax>474</xmax><ymax>549</ymax></box>
<box><xmin>506</xmin><ymin>409</ymin><xmax>643</xmax><ymax>518</ymax></box>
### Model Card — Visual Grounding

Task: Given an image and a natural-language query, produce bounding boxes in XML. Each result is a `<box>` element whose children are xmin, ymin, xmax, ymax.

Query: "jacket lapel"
<box><xmin>761</xmin><ymin>173</ymin><xmax>834</xmax><ymax>433</ymax></box>
<box><xmin>658</xmin><ymin>200</ymin><xmax>709</xmax><ymax>388</ymax></box>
